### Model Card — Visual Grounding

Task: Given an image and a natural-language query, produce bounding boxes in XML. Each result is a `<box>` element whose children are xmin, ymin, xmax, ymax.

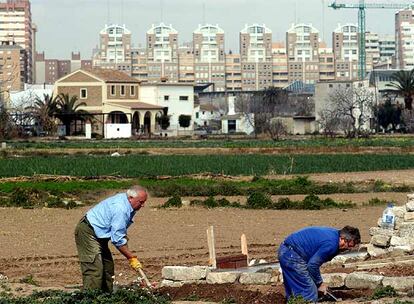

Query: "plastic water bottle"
<box><xmin>381</xmin><ymin>203</ymin><xmax>395</xmax><ymax>230</ymax></box>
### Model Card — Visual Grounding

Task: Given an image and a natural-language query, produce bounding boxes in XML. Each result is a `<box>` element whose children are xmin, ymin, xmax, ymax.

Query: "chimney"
<box><xmin>228</xmin><ymin>96</ymin><xmax>236</xmax><ymax>115</ymax></box>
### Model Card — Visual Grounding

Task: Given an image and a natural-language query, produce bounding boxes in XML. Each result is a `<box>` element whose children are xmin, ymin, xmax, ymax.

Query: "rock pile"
<box><xmin>368</xmin><ymin>194</ymin><xmax>414</xmax><ymax>257</ymax></box>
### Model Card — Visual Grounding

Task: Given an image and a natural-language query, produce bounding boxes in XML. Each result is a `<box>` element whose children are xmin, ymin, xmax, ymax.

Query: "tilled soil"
<box><xmin>0</xmin><ymin>199</ymin><xmax>385</xmax><ymax>288</ymax></box>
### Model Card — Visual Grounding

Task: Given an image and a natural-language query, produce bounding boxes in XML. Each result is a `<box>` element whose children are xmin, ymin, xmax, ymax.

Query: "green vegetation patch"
<box><xmin>371</xmin><ymin>286</ymin><xmax>398</xmax><ymax>300</ymax></box>
<box><xmin>2</xmin><ymin>154</ymin><xmax>414</xmax><ymax>178</ymax></box>
<box><xmin>0</xmin><ymin>288</ymin><xmax>169</xmax><ymax>304</ymax></box>
<box><xmin>162</xmin><ymin>193</ymin><xmax>355</xmax><ymax>210</ymax></box>
<box><xmin>7</xmin><ymin>137</ymin><xmax>414</xmax><ymax>149</ymax></box>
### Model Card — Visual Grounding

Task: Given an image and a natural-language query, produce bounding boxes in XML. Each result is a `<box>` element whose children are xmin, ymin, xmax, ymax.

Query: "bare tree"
<box><xmin>267</xmin><ymin>118</ymin><xmax>288</xmax><ymax>141</ymax></box>
<box><xmin>320</xmin><ymin>86</ymin><xmax>374</xmax><ymax>138</ymax></box>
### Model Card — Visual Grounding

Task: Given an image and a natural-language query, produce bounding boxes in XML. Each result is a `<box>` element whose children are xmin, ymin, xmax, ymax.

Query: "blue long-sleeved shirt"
<box><xmin>86</xmin><ymin>193</ymin><xmax>136</xmax><ymax>248</ymax></box>
<box><xmin>283</xmin><ymin>226</ymin><xmax>339</xmax><ymax>285</ymax></box>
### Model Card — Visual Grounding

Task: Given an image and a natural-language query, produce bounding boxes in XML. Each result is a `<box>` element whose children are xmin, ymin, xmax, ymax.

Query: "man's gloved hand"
<box><xmin>129</xmin><ymin>257</ymin><xmax>142</xmax><ymax>271</ymax></box>
<box><xmin>318</xmin><ymin>282</ymin><xmax>328</xmax><ymax>295</ymax></box>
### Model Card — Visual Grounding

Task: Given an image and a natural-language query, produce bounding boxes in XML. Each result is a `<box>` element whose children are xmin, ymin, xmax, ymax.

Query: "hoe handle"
<box><xmin>138</xmin><ymin>268</ymin><xmax>152</xmax><ymax>288</ymax></box>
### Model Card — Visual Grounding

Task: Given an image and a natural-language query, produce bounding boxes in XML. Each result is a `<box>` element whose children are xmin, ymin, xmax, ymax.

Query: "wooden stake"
<box><xmin>241</xmin><ymin>233</ymin><xmax>249</xmax><ymax>262</ymax></box>
<box><xmin>207</xmin><ymin>226</ymin><xmax>216</xmax><ymax>269</ymax></box>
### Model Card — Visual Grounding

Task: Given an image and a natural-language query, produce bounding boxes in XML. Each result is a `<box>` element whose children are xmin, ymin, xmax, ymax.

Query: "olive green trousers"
<box><xmin>74</xmin><ymin>218</ymin><xmax>114</xmax><ymax>292</ymax></box>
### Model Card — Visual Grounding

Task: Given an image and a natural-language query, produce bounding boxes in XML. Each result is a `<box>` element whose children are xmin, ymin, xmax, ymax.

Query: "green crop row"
<box><xmin>5</xmin><ymin>136</ymin><xmax>414</xmax><ymax>149</ymax></box>
<box><xmin>1</xmin><ymin>154</ymin><xmax>414</xmax><ymax>177</ymax></box>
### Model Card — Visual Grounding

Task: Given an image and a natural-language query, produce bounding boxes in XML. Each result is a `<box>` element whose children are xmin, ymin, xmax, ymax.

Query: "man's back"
<box><xmin>284</xmin><ymin>226</ymin><xmax>339</xmax><ymax>262</ymax></box>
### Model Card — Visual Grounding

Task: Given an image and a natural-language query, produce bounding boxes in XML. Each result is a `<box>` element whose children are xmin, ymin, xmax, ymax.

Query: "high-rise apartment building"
<box><xmin>193</xmin><ymin>24</ymin><xmax>225</xmax><ymax>91</ymax></box>
<box><xmin>240</xmin><ymin>24</ymin><xmax>272</xmax><ymax>90</ymax></box>
<box><xmin>271</xmin><ymin>42</ymin><xmax>288</xmax><ymax>88</ymax></box>
<box><xmin>0</xmin><ymin>0</ymin><xmax>35</xmax><ymax>84</ymax></box>
<box><xmin>332</xmin><ymin>24</ymin><xmax>359</xmax><ymax>80</ymax></box>
<box><xmin>92</xmin><ymin>24</ymin><xmax>132</xmax><ymax>74</ymax></box>
<box><xmin>365</xmin><ymin>32</ymin><xmax>380</xmax><ymax>70</ymax></box>
<box><xmin>35</xmin><ymin>52</ymin><xmax>92</xmax><ymax>85</ymax></box>
<box><xmin>395</xmin><ymin>8</ymin><xmax>414</xmax><ymax>69</ymax></box>
<box><xmin>287</xmin><ymin>24</ymin><xmax>320</xmax><ymax>84</ymax></box>
<box><xmin>146</xmin><ymin>23</ymin><xmax>179</xmax><ymax>82</ymax></box>
<box><xmin>0</xmin><ymin>41</ymin><xmax>26</xmax><ymax>102</ymax></box>
<box><xmin>379</xmin><ymin>35</ymin><xmax>396</xmax><ymax>63</ymax></box>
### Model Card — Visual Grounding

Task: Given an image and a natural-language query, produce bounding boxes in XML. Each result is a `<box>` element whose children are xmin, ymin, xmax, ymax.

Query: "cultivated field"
<box><xmin>1</xmin><ymin>137</ymin><xmax>414</xmax><ymax>303</ymax></box>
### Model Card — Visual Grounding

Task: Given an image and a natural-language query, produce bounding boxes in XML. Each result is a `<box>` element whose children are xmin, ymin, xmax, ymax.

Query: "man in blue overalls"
<box><xmin>278</xmin><ymin>226</ymin><xmax>360</xmax><ymax>302</ymax></box>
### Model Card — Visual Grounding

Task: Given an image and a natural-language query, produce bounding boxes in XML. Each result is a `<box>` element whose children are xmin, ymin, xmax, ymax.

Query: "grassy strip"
<box><xmin>161</xmin><ymin>193</ymin><xmax>356</xmax><ymax>210</ymax></box>
<box><xmin>1</xmin><ymin>154</ymin><xmax>414</xmax><ymax>177</ymax></box>
<box><xmin>6</xmin><ymin>137</ymin><xmax>414</xmax><ymax>149</ymax></box>
<box><xmin>0</xmin><ymin>288</ymin><xmax>169</xmax><ymax>304</ymax></box>
<box><xmin>0</xmin><ymin>178</ymin><xmax>410</xmax><ymax>200</ymax></box>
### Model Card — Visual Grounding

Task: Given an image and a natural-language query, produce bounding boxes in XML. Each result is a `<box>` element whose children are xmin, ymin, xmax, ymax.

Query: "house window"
<box><xmin>111</xmin><ymin>85</ymin><xmax>116</xmax><ymax>95</ymax></box>
<box><xmin>130</xmin><ymin>86</ymin><xmax>135</xmax><ymax>96</ymax></box>
<box><xmin>179</xmin><ymin>96</ymin><xmax>189</xmax><ymax>101</ymax></box>
<box><xmin>120</xmin><ymin>85</ymin><xmax>125</xmax><ymax>96</ymax></box>
<box><xmin>164</xmin><ymin>95</ymin><xmax>169</xmax><ymax>101</ymax></box>
<box><xmin>196</xmin><ymin>112</ymin><xmax>199</xmax><ymax>119</ymax></box>
<box><xmin>80</xmin><ymin>88</ymin><xmax>87</xmax><ymax>99</ymax></box>
<box><xmin>202</xmin><ymin>111</ymin><xmax>205</xmax><ymax>115</ymax></box>
<box><xmin>228</xmin><ymin>120</ymin><xmax>236</xmax><ymax>133</ymax></box>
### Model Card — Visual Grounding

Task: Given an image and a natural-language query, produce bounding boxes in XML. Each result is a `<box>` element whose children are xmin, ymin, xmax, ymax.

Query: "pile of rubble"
<box><xmin>368</xmin><ymin>194</ymin><xmax>414</xmax><ymax>257</ymax></box>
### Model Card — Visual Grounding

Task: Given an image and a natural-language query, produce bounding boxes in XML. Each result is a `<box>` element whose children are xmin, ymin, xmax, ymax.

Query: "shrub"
<box><xmin>246</xmin><ymin>191</ymin><xmax>272</xmax><ymax>209</ymax></box>
<box><xmin>46</xmin><ymin>196</ymin><xmax>66</xmax><ymax>208</ymax></box>
<box><xmin>203</xmin><ymin>196</ymin><xmax>218</xmax><ymax>208</ymax></box>
<box><xmin>273</xmin><ymin>197</ymin><xmax>295</xmax><ymax>209</ymax></box>
<box><xmin>9</xmin><ymin>188</ymin><xmax>42</xmax><ymax>208</ymax></box>
<box><xmin>371</xmin><ymin>286</ymin><xmax>397</xmax><ymax>300</ymax></box>
<box><xmin>66</xmin><ymin>200</ymin><xmax>78</xmax><ymax>209</ymax></box>
<box><xmin>162</xmin><ymin>195</ymin><xmax>182</xmax><ymax>208</ymax></box>
<box><xmin>364</xmin><ymin>198</ymin><xmax>388</xmax><ymax>206</ymax></box>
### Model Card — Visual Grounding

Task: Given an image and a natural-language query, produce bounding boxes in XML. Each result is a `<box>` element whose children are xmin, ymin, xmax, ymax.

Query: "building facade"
<box><xmin>0</xmin><ymin>0</ymin><xmax>35</xmax><ymax>84</ymax></box>
<box><xmin>92</xmin><ymin>24</ymin><xmax>132</xmax><ymax>73</ymax></box>
<box><xmin>35</xmin><ymin>52</ymin><xmax>92</xmax><ymax>85</ymax></box>
<box><xmin>395</xmin><ymin>8</ymin><xmax>414</xmax><ymax>69</ymax></box>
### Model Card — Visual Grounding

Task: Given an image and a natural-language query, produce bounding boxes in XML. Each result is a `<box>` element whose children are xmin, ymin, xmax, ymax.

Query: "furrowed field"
<box><xmin>2</xmin><ymin>138</ymin><xmax>414</xmax><ymax>303</ymax></box>
<box><xmin>1</xmin><ymin>154</ymin><xmax>414</xmax><ymax>177</ymax></box>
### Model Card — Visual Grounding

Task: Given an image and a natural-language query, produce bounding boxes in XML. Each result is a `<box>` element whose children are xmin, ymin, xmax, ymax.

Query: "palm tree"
<box><xmin>55</xmin><ymin>93</ymin><xmax>89</xmax><ymax>136</ymax></box>
<box><xmin>30</xmin><ymin>94</ymin><xmax>58</xmax><ymax>134</ymax></box>
<box><xmin>387</xmin><ymin>69</ymin><xmax>414</xmax><ymax>110</ymax></box>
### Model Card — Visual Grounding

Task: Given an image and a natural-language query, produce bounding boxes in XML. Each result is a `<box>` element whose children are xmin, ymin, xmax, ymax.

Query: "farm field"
<box><xmin>2</xmin><ymin>139</ymin><xmax>414</xmax><ymax>303</ymax></box>
<box><xmin>2</xmin><ymin>154</ymin><xmax>414</xmax><ymax>177</ymax></box>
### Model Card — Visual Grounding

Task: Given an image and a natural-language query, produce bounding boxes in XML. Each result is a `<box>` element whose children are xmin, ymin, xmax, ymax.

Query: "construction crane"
<box><xmin>329</xmin><ymin>0</ymin><xmax>412</xmax><ymax>79</ymax></box>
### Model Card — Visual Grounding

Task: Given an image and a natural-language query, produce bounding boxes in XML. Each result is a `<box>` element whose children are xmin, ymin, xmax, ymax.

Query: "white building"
<box><xmin>139</xmin><ymin>83</ymin><xmax>194</xmax><ymax>136</ymax></box>
<box><xmin>221</xmin><ymin>96</ymin><xmax>254</xmax><ymax>135</ymax></box>
<box><xmin>333</xmin><ymin>24</ymin><xmax>359</xmax><ymax>62</ymax></box>
<box><xmin>194</xmin><ymin>103</ymin><xmax>222</xmax><ymax>127</ymax></box>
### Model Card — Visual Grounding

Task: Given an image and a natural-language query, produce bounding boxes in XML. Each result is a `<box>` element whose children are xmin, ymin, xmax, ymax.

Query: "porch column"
<box><xmin>150</xmin><ymin>111</ymin><xmax>157</xmax><ymax>134</ymax></box>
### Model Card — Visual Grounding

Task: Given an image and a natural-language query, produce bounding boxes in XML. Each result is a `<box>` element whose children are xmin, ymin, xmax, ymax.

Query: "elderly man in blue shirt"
<box><xmin>74</xmin><ymin>185</ymin><xmax>147</xmax><ymax>292</ymax></box>
<box><xmin>278</xmin><ymin>226</ymin><xmax>360</xmax><ymax>302</ymax></box>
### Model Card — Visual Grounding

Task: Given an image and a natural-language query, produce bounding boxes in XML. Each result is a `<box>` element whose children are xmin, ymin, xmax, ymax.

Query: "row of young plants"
<box><xmin>0</xmin><ymin>178</ymin><xmax>407</xmax><ymax>209</ymax></box>
<box><xmin>6</xmin><ymin>137</ymin><xmax>414</xmax><ymax>149</ymax></box>
<box><xmin>1</xmin><ymin>154</ymin><xmax>414</xmax><ymax>177</ymax></box>
<box><xmin>161</xmin><ymin>193</ymin><xmax>360</xmax><ymax>210</ymax></box>
<box><xmin>0</xmin><ymin>288</ymin><xmax>169</xmax><ymax>304</ymax></box>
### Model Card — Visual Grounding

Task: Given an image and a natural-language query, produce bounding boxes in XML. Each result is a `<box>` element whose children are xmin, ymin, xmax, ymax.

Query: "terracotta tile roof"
<box><xmin>84</xmin><ymin>68</ymin><xmax>140</xmax><ymax>83</ymax></box>
<box><xmin>107</xmin><ymin>101</ymin><xmax>164</xmax><ymax>110</ymax></box>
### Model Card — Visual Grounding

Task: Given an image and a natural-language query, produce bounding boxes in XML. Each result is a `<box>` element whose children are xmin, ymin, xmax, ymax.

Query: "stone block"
<box><xmin>399</xmin><ymin>222</ymin><xmax>414</xmax><ymax>238</ymax></box>
<box><xmin>393</xmin><ymin>245</ymin><xmax>414</xmax><ymax>254</ymax></box>
<box><xmin>369</xmin><ymin>227</ymin><xmax>395</xmax><ymax>237</ymax></box>
<box><xmin>371</xmin><ymin>234</ymin><xmax>391</xmax><ymax>247</ymax></box>
<box><xmin>162</xmin><ymin>266</ymin><xmax>210</xmax><ymax>281</ymax></box>
<box><xmin>390</xmin><ymin>236</ymin><xmax>413</xmax><ymax>247</ymax></box>
<box><xmin>322</xmin><ymin>273</ymin><xmax>347</xmax><ymax>288</ymax></box>
<box><xmin>239</xmin><ymin>272</ymin><xmax>271</xmax><ymax>285</ymax></box>
<box><xmin>270</xmin><ymin>275</ymin><xmax>279</xmax><ymax>285</ymax></box>
<box><xmin>405</xmin><ymin>213</ymin><xmax>414</xmax><ymax>221</ymax></box>
<box><xmin>383</xmin><ymin>276</ymin><xmax>414</xmax><ymax>291</ymax></box>
<box><xmin>394</xmin><ymin>206</ymin><xmax>407</xmax><ymax>218</ymax></box>
<box><xmin>206</xmin><ymin>272</ymin><xmax>239</xmax><ymax>284</ymax></box>
<box><xmin>345</xmin><ymin>272</ymin><xmax>383</xmax><ymax>289</ymax></box>
<box><xmin>407</xmin><ymin>194</ymin><xmax>414</xmax><ymax>201</ymax></box>
<box><xmin>367</xmin><ymin>244</ymin><xmax>389</xmax><ymax>258</ymax></box>
<box><xmin>160</xmin><ymin>279</ymin><xmax>184</xmax><ymax>288</ymax></box>
<box><xmin>406</xmin><ymin>200</ymin><xmax>414</xmax><ymax>212</ymax></box>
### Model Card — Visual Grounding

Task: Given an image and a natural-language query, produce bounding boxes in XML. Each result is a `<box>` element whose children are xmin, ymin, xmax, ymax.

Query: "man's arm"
<box><xmin>307</xmin><ymin>246</ymin><xmax>337</xmax><ymax>287</ymax></box>
<box><xmin>117</xmin><ymin>244</ymin><xmax>135</xmax><ymax>259</ymax></box>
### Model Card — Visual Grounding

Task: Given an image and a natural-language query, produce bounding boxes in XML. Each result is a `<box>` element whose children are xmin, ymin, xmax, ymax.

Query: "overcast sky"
<box><xmin>31</xmin><ymin>0</ymin><xmax>411</xmax><ymax>59</ymax></box>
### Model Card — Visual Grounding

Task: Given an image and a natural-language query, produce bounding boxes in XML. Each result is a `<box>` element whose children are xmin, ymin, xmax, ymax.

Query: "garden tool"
<box><xmin>136</xmin><ymin>268</ymin><xmax>152</xmax><ymax>289</ymax></box>
<box><xmin>326</xmin><ymin>289</ymin><xmax>340</xmax><ymax>302</ymax></box>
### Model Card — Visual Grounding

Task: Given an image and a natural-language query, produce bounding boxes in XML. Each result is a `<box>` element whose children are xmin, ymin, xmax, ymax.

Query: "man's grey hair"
<box><xmin>126</xmin><ymin>185</ymin><xmax>147</xmax><ymax>198</ymax></box>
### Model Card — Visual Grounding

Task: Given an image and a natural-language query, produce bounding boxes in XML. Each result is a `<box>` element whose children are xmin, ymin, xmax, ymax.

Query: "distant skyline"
<box><xmin>31</xmin><ymin>0</ymin><xmax>410</xmax><ymax>59</ymax></box>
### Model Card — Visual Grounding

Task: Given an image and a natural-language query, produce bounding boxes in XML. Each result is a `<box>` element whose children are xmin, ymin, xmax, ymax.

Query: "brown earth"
<box><xmin>0</xmin><ymin>199</ymin><xmax>387</xmax><ymax>289</ymax></box>
<box><xmin>1</xmin><ymin>169</ymin><xmax>414</xmax><ymax>302</ymax></box>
